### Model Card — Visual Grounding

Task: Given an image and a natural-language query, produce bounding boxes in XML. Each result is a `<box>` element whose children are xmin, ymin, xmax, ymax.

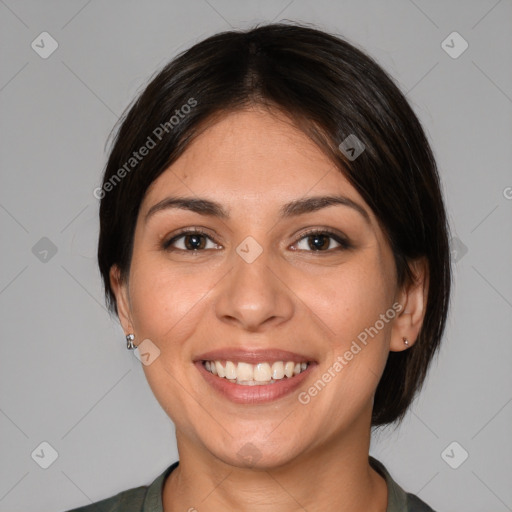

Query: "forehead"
<box><xmin>142</xmin><ymin>108</ymin><xmax>369</xmax><ymax>215</ymax></box>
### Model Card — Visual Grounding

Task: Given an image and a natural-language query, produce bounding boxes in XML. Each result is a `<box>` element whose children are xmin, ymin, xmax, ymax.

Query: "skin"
<box><xmin>111</xmin><ymin>107</ymin><xmax>428</xmax><ymax>512</ymax></box>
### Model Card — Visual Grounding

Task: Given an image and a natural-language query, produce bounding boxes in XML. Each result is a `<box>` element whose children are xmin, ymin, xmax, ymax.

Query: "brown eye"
<box><xmin>306</xmin><ymin>234</ymin><xmax>332</xmax><ymax>251</ymax></box>
<box><xmin>182</xmin><ymin>233</ymin><xmax>207</xmax><ymax>250</ymax></box>
<box><xmin>294</xmin><ymin>229</ymin><xmax>351</xmax><ymax>252</ymax></box>
<box><xmin>163</xmin><ymin>230</ymin><xmax>221</xmax><ymax>251</ymax></box>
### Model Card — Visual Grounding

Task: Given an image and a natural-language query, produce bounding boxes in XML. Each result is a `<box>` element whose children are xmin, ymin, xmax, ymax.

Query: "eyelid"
<box><xmin>290</xmin><ymin>227</ymin><xmax>352</xmax><ymax>251</ymax></box>
<box><xmin>162</xmin><ymin>226</ymin><xmax>222</xmax><ymax>250</ymax></box>
<box><xmin>162</xmin><ymin>226</ymin><xmax>352</xmax><ymax>252</ymax></box>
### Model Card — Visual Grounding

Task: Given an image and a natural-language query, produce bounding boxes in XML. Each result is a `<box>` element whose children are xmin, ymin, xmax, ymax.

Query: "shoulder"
<box><xmin>63</xmin><ymin>461</ymin><xmax>179</xmax><ymax>512</ymax></box>
<box><xmin>369</xmin><ymin>456</ymin><xmax>437</xmax><ymax>512</ymax></box>
<box><xmin>63</xmin><ymin>485</ymin><xmax>147</xmax><ymax>512</ymax></box>
<box><xmin>405</xmin><ymin>491</ymin><xmax>437</xmax><ymax>512</ymax></box>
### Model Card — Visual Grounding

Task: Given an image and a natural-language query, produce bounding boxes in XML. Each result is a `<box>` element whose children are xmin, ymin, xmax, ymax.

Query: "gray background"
<box><xmin>1</xmin><ymin>1</ymin><xmax>511</xmax><ymax>511</ymax></box>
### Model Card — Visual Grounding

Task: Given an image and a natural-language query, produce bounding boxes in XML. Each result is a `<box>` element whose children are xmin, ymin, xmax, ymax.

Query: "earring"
<box><xmin>126</xmin><ymin>333</ymin><xmax>136</xmax><ymax>350</ymax></box>
<box><xmin>403</xmin><ymin>337</ymin><xmax>409</xmax><ymax>346</ymax></box>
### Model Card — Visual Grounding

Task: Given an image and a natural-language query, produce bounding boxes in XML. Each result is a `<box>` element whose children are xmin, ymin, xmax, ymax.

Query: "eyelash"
<box><xmin>162</xmin><ymin>227</ymin><xmax>352</xmax><ymax>253</ymax></box>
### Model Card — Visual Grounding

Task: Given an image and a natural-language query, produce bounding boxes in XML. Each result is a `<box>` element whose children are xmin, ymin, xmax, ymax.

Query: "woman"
<box><xmin>68</xmin><ymin>23</ymin><xmax>451</xmax><ymax>512</ymax></box>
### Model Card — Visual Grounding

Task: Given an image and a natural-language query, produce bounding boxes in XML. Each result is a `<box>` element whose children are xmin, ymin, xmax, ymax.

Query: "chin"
<box><xmin>205</xmin><ymin>437</ymin><xmax>305</xmax><ymax>471</ymax></box>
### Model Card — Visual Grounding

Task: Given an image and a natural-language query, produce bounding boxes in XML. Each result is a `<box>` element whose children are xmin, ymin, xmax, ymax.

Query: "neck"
<box><xmin>163</xmin><ymin>413</ymin><xmax>388</xmax><ymax>512</ymax></box>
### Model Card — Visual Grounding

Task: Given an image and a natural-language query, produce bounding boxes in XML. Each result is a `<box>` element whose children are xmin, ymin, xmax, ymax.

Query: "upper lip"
<box><xmin>194</xmin><ymin>348</ymin><xmax>315</xmax><ymax>365</ymax></box>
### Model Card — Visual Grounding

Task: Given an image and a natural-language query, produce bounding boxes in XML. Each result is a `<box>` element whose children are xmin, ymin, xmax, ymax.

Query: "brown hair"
<box><xmin>97</xmin><ymin>23</ymin><xmax>452</xmax><ymax>426</ymax></box>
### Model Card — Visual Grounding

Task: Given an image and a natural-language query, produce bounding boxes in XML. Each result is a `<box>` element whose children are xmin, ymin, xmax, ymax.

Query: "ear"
<box><xmin>390</xmin><ymin>257</ymin><xmax>429</xmax><ymax>352</ymax></box>
<box><xmin>109</xmin><ymin>265</ymin><xmax>134</xmax><ymax>336</ymax></box>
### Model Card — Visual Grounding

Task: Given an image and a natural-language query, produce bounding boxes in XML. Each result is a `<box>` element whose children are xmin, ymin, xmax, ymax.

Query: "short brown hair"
<box><xmin>97</xmin><ymin>23</ymin><xmax>452</xmax><ymax>426</ymax></box>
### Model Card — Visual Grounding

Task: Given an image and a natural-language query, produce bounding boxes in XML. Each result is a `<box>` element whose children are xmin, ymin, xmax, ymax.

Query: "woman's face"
<box><xmin>112</xmin><ymin>108</ymin><xmax>421</xmax><ymax>469</ymax></box>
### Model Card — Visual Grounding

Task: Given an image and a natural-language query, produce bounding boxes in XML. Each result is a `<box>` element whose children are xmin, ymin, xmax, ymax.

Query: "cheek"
<box><xmin>302</xmin><ymin>254</ymin><xmax>394</xmax><ymax>346</ymax></box>
<box><xmin>297</xmin><ymin>253</ymin><xmax>395</xmax><ymax>413</ymax></box>
<box><xmin>126</xmin><ymin>258</ymin><xmax>213</xmax><ymax>422</ymax></box>
<box><xmin>127</xmin><ymin>256</ymin><xmax>216</xmax><ymax>346</ymax></box>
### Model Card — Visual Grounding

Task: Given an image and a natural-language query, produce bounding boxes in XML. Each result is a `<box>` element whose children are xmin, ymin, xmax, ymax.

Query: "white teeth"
<box><xmin>254</xmin><ymin>363</ymin><xmax>272</xmax><ymax>382</ymax></box>
<box><xmin>272</xmin><ymin>361</ymin><xmax>284</xmax><ymax>379</ymax></box>
<box><xmin>284</xmin><ymin>361</ymin><xmax>295</xmax><ymax>378</ymax></box>
<box><xmin>237</xmin><ymin>362</ymin><xmax>253</xmax><ymax>381</ymax></box>
<box><xmin>204</xmin><ymin>359</ymin><xmax>309</xmax><ymax>384</ymax></box>
<box><xmin>225</xmin><ymin>361</ymin><xmax>237</xmax><ymax>379</ymax></box>
<box><xmin>215</xmin><ymin>361</ymin><xmax>225</xmax><ymax>378</ymax></box>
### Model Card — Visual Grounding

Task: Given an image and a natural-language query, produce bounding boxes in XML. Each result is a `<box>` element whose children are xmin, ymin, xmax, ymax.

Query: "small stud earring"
<box><xmin>126</xmin><ymin>333</ymin><xmax>136</xmax><ymax>350</ymax></box>
<box><xmin>403</xmin><ymin>337</ymin><xmax>409</xmax><ymax>346</ymax></box>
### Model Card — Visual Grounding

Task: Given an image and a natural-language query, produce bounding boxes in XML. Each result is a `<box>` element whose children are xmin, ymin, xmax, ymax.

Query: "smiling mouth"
<box><xmin>203</xmin><ymin>360</ymin><xmax>309</xmax><ymax>386</ymax></box>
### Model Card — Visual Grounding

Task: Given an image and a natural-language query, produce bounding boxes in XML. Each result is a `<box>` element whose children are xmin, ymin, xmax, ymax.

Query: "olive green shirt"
<box><xmin>65</xmin><ymin>456</ymin><xmax>436</xmax><ymax>511</ymax></box>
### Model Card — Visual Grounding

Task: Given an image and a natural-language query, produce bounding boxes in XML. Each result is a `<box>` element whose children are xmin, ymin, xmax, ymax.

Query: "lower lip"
<box><xmin>195</xmin><ymin>361</ymin><xmax>314</xmax><ymax>404</ymax></box>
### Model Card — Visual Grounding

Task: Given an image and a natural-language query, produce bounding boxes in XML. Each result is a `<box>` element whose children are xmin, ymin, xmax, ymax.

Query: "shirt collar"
<box><xmin>142</xmin><ymin>457</ymin><xmax>408</xmax><ymax>511</ymax></box>
<box><xmin>369</xmin><ymin>455</ymin><xmax>408</xmax><ymax>511</ymax></box>
<box><xmin>142</xmin><ymin>461</ymin><xmax>179</xmax><ymax>512</ymax></box>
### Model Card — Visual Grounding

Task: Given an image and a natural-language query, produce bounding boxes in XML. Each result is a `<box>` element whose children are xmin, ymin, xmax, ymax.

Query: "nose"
<box><xmin>213</xmin><ymin>247</ymin><xmax>295</xmax><ymax>332</ymax></box>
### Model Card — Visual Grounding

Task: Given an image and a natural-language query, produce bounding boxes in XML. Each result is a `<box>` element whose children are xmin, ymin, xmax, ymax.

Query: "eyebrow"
<box><xmin>145</xmin><ymin>194</ymin><xmax>371</xmax><ymax>224</ymax></box>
